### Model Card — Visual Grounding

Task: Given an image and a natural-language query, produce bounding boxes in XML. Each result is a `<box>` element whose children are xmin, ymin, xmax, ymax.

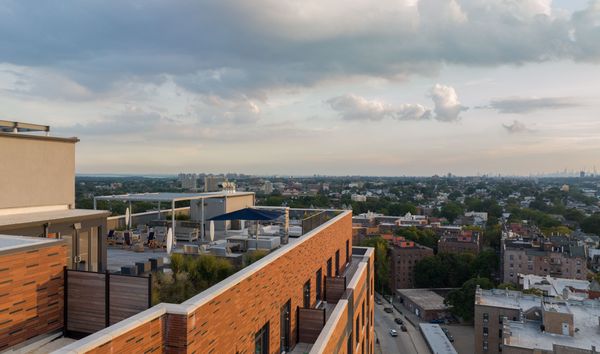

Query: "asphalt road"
<box><xmin>373</xmin><ymin>300</ymin><xmax>429</xmax><ymax>354</ymax></box>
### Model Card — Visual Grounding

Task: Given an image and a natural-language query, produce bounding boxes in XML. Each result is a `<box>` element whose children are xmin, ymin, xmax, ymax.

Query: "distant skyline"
<box><xmin>1</xmin><ymin>0</ymin><xmax>600</xmax><ymax>176</ymax></box>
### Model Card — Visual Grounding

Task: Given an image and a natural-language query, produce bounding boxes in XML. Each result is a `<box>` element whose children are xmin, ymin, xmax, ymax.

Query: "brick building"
<box><xmin>51</xmin><ymin>211</ymin><xmax>375</xmax><ymax>354</ymax></box>
<box><xmin>438</xmin><ymin>229</ymin><xmax>481</xmax><ymax>255</ymax></box>
<box><xmin>0</xmin><ymin>235</ymin><xmax>66</xmax><ymax>350</ymax></box>
<box><xmin>474</xmin><ymin>287</ymin><xmax>600</xmax><ymax>354</ymax></box>
<box><xmin>502</xmin><ymin>236</ymin><xmax>588</xmax><ymax>284</ymax></box>
<box><xmin>389</xmin><ymin>239</ymin><xmax>434</xmax><ymax>289</ymax></box>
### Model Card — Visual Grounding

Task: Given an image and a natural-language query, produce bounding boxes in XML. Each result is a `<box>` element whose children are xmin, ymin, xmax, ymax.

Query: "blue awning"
<box><xmin>209</xmin><ymin>208</ymin><xmax>282</xmax><ymax>221</ymax></box>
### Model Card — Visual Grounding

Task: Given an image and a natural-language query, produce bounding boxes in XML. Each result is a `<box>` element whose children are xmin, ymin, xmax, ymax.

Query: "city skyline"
<box><xmin>1</xmin><ymin>0</ymin><xmax>599</xmax><ymax>175</ymax></box>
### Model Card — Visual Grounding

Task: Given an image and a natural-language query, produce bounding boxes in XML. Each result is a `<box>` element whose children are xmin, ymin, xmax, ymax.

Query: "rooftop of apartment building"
<box><xmin>477</xmin><ymin>288</ymin><xmax>600</xmax><ymax>352</ymax></box>
<box><xmin>505</xmin><ymin>301</ymin><xmax>600</xmax><ymax>351</ymax></box>
<box><xmin>52</xmin><ymin>210</ymin><xmax>373</xmax><ymax>353</ymax></box>
<box><xmin>519</xmin><ymin>274</ymin><xmax>591</xmax><ymax>299</ymax></box>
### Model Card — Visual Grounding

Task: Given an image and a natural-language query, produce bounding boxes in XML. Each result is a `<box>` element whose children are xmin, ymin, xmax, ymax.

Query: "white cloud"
<box><xmin>328</xmin><ymin>84</ymin><xmax>467</xmax><ymax>122</ymax></box>
<box><xmin>429</xmin><ymin>84</ymin><xmax>467</xmax><ymax>122</ymax></box>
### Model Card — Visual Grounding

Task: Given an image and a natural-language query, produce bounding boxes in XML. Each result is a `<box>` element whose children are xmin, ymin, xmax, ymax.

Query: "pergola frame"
<box><xmin>93</xmin><ymin>192</ymin><xmax>255</xmax><ymax>241</ymax></box>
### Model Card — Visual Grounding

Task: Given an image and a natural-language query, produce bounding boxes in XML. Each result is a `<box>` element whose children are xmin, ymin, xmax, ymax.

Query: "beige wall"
<box><xmin>0</xmin><ymin>134</ymin><xmax>76</xmax><ymax>210</ymax></box>
<box><xmin>474</xmin><ymin>303</ymin><xmax>521</xmax><ymax>354</ymax></box>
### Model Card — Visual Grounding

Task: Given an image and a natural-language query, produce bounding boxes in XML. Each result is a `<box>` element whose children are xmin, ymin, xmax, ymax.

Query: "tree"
<box><xmin>581</xmin><ymin>214</ymin><xmax>600</xmax><ymax>235</ymax></box>
<box><xmin>359</xmin><ymin>237</ymin><xmax>390</xmax><ymax>295</ymax></box>
<box><xmin>441</xmin><ymin>202</ymin><xmax>464</xmax><ymax>223</ymax></box>
<box><xmin>445</xmin><ymin>277</ymin><xmax>494</xmax><ymax>321</ymax></box>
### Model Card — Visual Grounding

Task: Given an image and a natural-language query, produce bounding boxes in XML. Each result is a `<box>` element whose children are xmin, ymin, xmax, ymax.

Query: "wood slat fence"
<box><xmin>64</xmin><ymin>268</ymin><xmax>151</xmax><ymax>337</ymax></box>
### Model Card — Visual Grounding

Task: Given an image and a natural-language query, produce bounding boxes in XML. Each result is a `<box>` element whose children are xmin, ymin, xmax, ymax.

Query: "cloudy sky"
<box><xmin>1</xmin><ymin>0</ymin><xmax>600</xmax><ymax>176</ymax></box>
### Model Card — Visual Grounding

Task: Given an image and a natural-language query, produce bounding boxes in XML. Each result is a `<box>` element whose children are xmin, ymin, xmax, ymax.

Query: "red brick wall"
<box><xmin>86</xmin><ymin>315</ymin><xmax>165</xmax><ymax>354</ymax></box>
<box><xmin>183</xmin><ymin>212</ymin><xmax>353</xmax><ymax>353</ymax></box>
<box><xmin>0</xmin><ymin>242</ymin><xmax>66</xmax><ymax>350</ymax></box>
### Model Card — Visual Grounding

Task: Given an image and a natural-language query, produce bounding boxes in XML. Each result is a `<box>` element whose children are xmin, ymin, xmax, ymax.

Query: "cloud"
<box><xmin>429</xmin><ymin>84</ymin><xmax>467</xmax><ymax>122</ymax></box>
<box><xmin>485</xmin><ymin>96</ymin><xmax>582</xmax><ymax>114</ymax></box>
<box><xmin>502</xmin><ymin>120</ymin><xmax>533</xmax><ymax>133</ymax></box>
<box><xmin>327</xmin><ymin>84</ymin><xmax>467</xmax><ymax>122</ymax></box>
<box><xmin>0</xmin><ymin>0</ymin><xmax>599</xmax><ymax>101</ymax></box>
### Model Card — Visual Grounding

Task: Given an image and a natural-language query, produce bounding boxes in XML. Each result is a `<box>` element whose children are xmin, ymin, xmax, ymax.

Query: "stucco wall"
<box><xmin>0</xmin><ymin>134</ymin><xmax>76</xmax><ymax>210</ymax></box>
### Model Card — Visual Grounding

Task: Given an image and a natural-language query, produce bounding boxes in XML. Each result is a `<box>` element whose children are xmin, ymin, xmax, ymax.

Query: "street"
<box><xmin>373</xmin><ymin>299</ymin><xmax>430</xmax><ymax>354</ymax></box>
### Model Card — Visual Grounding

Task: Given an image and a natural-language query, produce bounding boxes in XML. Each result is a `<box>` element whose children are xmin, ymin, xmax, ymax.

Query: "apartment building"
<box><xmin>0</xmin><ymin>121</ymin><xmax>109</xmax><ymax>271</ymax></box>
<box><xmin>389</xmin><ymin>239</ymin><xmax>434</xmax><ymax>289</ymax></box>
<box><xmin>474</xmin><ymin>287</ymin><xmax>600</xmax><ymax>354</ymax></box>
<box><xmin>178</xmin><ymin>173</ymin><xmax>198</xmax><ymax>190</ymax></box>
<box><xmin>438</xmin><ymin>229</ymin><xmax>481</xmax><ymax>255</ymax></box>
<box><xmin>502</xmin><ymin>236</ymin><xmax>588</xmax><ymax>284</ymax></box>
<box><xmin>51</xmin><ymin>211</ymin><xmax>375</xmax><ymax>354</ymax></box>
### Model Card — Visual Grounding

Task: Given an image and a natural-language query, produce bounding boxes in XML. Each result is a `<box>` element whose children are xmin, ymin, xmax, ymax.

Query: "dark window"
<box><xmin>483</xmin><ymin>313</ymin><xmax>489</xmax><ymax>322</ymax></box>
<box><xmin>362</xmin><ymin>301</ymin><xmax>365</xmax><ymax>327</ymax></box>
<box><xmin>280</xmin><ymin>301</ymin><xmax>290</xmax><ymax>353</ymax></box>
<box><xmin>347</xmin><ymin>334</ymin><xmax>353</xmax><ymax>354</ymax></box>
<box><xmin>346</xmin><ymin>239</ymin><xmax>350</xmax><ymax>263</ymax></box>
<box><xmin>335</xmin><ymin>250</ymin><xmax>340</xmax><ymax>276</ymax></box>
<box><xmin>499</xmin><ymin>329</ymin><xmax>503</xmax><ymax>339</ymax></box>
<box><xmin>327</xmin><ymin>258</ymin><xmax>332</xmax><ymax>277</ymax></box>
<box><xmin>316</xmin><ymin>268</ymin><xmax>322</xmax><ymax>302</ymax></box>
<box><xmin>255</xmin><ymin>322</ymin><xmax>269</xmax><ymax>354</ymax></box>
<box><xmin>303</xmin><ymin>280</ymin><xmax>311</xmax><ymax>308</ymax></box>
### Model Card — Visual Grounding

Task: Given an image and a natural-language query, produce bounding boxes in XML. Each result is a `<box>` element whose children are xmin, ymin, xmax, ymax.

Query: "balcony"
<box><xmin>292</xmin><ymin>247</ymin><xmax>373</xmax><ymax>353</ymax></box>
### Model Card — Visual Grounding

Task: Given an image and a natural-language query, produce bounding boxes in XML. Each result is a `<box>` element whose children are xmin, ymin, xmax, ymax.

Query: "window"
<box><xmin>499</xmin><ymin>329</ymin><xmax>503</xmax><ymax>339</ymax></box>
<box><xmin>483</xmin><ymin>313</ymin><xmax>489</xmax><ymax>322</ymax></box>
<box><xmin>327</xmin><ymin>258</ymin><xmax>332</xmax><ymax>277</ymax></box>
<box><xmin>303</xmin><ymin>280</ymin><xmax>311</xmax><ymax>308</ymax></box>
<box><xmin>499</xmin><ymin>315</ymin><xmax>504</xmax><ymax>324</ymax></box>
<box><xmin>483</xmin><ymin>327</ymin><xmax>488</xmax><ymax>336</ymax></box>
<box><xmin>499</xmin><ymin>344</ymin><xmax>503</xmax><ymax>352</ymax></box>
<box><xmin>255</xmin><ymin>322</ymin><xmax>269</xmax><ymax>354</ymax></box>
<box><xmin>335</xmin><ymin>250</ymin><xmax>340</xmax><ymax>276</ymax></box>
<box><xmin>316</xmin><ymin>269</ymin><xmax>322</xmax><ymax>302</ymax></box>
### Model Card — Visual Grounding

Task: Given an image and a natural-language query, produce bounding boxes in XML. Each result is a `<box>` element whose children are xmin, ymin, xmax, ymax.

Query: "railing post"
<box><xmin>148</xmin><ymin>273</ymin><xmax>153</xmax><ymax>308</ymax></box>
<box><xmin>63</xmin><ymin>266</ymin><xmax>68</xmax><ymax>336</ymax></box>
<box><xmin>105</xmin><ymin>270</ymin><xmax>110</xmax><ymax>327</ymax></box>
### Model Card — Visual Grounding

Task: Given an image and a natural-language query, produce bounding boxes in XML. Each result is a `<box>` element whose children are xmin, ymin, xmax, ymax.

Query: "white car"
<box><xmin>389</xmin><ymin>329</ymin><xmax>398</xmax><ymax>337</ymax></box>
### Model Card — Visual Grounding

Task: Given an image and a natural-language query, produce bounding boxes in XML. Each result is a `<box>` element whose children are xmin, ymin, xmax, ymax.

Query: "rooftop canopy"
<box><xmin>0</xmin><ymin>120</ymin><xmax>50</xmax><ymax>133</ymax></box>
<box><xmin>94</xmin><ymin>191</ymin><xmax>255</xmax><ymax>203</ymax></box>
<box><xmin>209</xmin><ymin>208</ymin><xmax>283</xmax><ymax>221</ymax></box>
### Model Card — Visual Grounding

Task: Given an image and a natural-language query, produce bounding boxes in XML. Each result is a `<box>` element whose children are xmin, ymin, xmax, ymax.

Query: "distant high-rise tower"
<box><xmin>580</xmin><ymin>171</ymin><xmax>586</xmax><ymax>178</ymax></box>
<box><xmin>178</xmin><ymin>173</ymin><xmax>198</xmax><ymax>190</ymax></box>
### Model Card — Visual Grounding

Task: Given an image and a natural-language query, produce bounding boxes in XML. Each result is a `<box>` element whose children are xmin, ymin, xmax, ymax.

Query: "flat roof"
<box><xmin>0</xmin><ymin>234</ymin><xmax>63</xmax><ymax>254</ymax></box>
<box><xmin>476</xmin><ymin>289</ymin><xmax>541</xmax><ymax>310</ymax></box>
<box><xmin>505</xmin><ymin>300</ymin><xmax>600</xmax><ymax>351</ymax></box>
<box><xmin>396</xmin><ymin>289</ymin><xmax>448</xmax><ymax>311</ymax></box>
<box><xmin>419</xmin><ymin>324</ymin><xmax>457</xmax><ymax>354</ymax></box>
<box><xmin>0</xmin><ymin>209</ymin><xmax>110</xmax><ymax>230</ymax></box>
<box><xmin>0</xmin><ymin>120</ymin><xmax>49</xmax><ymax>133</ymax></box>
<box><xmin>94</xmin><ymin>191</ymin><xmax>255</xmax><ymax>203</ymax></box>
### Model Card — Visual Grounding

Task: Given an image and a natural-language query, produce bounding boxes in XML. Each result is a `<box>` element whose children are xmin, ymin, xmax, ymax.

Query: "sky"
<box><xmin>1</xmin><ymin>0</ymin><xmax>600</xmax><ymax>176</ymax></box>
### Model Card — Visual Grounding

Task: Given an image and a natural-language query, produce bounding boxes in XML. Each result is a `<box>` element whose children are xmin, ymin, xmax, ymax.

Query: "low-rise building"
<box><xmin>475</xmin><ymin>287</ymin><xmax>600</xmax><ymax>354</ymax></box>
<box><xmin>396</xmin><ymin>289</ymin><xmax>450</xmax><ymax>321</ymax></box>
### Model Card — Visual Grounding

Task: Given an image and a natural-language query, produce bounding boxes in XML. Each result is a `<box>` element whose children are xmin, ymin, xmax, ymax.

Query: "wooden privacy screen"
<box><xmin>325</xmin><ymin>276</ymin><xmax>347</xmax><ymax>303</ymax></box>
<box><xmin>65</xmin><ymin>269</ymin><xmax>151</xmax><ymax>336</ymax></box>
<box><xmin>298</xmin><ymin>308</ymin><xmax>326</xmax><ymax>343</ymax></box>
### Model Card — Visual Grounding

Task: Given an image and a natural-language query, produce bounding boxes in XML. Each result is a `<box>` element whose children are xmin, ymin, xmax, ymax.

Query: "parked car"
<box><xmin>429</xmin><ymin>318</ymin><xmax>444</xmax><ymax>324</ymax></box>
<box><xmin>389</xmin><ymin>329</ymin><xmax>398</xmax><ymax>337</ymax></box>
<box><xmin>375</xmin><ymin>299</ymin><xmax>383</xmax><ymax>305</ymax></box>
<box><xmin>447</xmin><ymin>334</ymin><xmax>455</xmax><ymax>342</ymax></box>
<box><xmin>394</xmin><ymin>318</ymin><xmax>403</xmax><ymax>325</ymax></box>
<box><xmin>384</xmin><ymin>307</ymin><xmax>393</xmax><ymax>313</ymax></box>
<box><xmin>441</xmin><ymin>327</ymin><xmax>450</xmax><ymax>334</ymax></box>
<box><xmin>400</xmin><ymin>325</ymin><xmax>408</xmax><ymax>332</ymax></box>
